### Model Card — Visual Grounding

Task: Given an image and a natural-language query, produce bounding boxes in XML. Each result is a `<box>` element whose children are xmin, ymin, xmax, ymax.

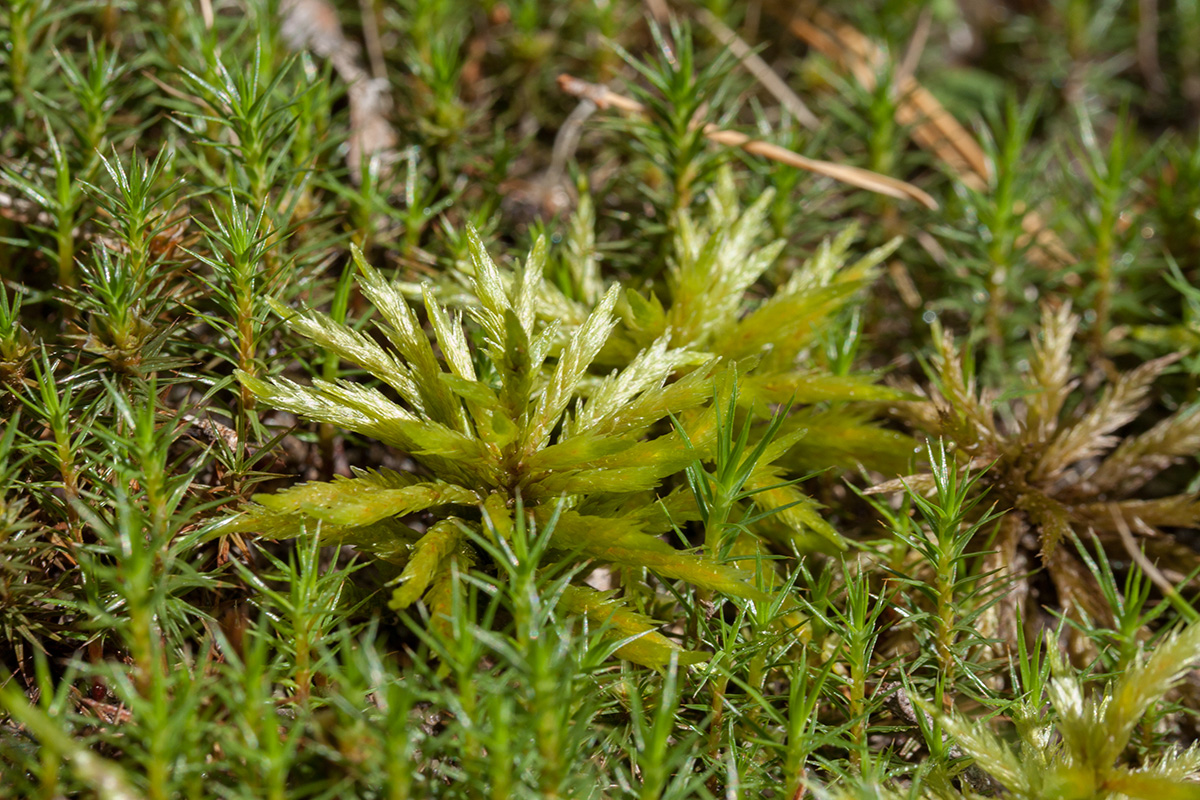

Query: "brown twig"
<box><xmin>199</xmin><ymin>0</ymin><xmax>214</xmax><ymax>30</ymax></box>
<box><xmin>1112</xmin><ymin>506</ymin><xmax>1188</xmax><ymax>607</ymax></box>
<box><xmin>694</xmin><ymin>7</ymin><xmax>820</xmax><ymax>130</ymax></box>
<box><xmin>781</xmin><ymin>7</ymin><xmax>1078</xmax><ymax>268</ymax></box>
<box><xmin>359</xmin><ymin>0</ymin><xmax>387</xmax><ymax>81</ymax></box>
<box><xmin>894</xmin><ymin>6</ymin><xmax>932</xmax><ymax>95</ymax></box>
<box><xmin>280</xmin><ymin>0</ymin><xmax>398</xmax><ymax>181</ymax></box>
<box><xmin>1138</xmin><ymin>0</ymin><xmax>1167</xmax><ymax>95</ymax></box>
<box><xmin>556</xmin><ymin>74</ymin><xmax>938</xmax><ymax>210</ymax></box>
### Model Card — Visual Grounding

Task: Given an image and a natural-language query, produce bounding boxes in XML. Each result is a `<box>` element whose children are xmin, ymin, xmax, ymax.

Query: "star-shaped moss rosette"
<box><xmin>876</xmin><ymin>303</ymin><xmax>1200</xmax><ymax>647</ymax></box>
<box><xmin>397</xmin><ymin>174</ymin><xmax>916</xmax><ymax>552</ymax></box>
<box><xmin>214</xmin><ymin>232</ymin><xmax>775</xmax><ymax>667</ymax></box>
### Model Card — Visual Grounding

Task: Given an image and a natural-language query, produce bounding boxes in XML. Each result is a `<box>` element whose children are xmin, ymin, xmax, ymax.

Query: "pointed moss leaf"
<box><xmin>1096</xmin><ymin>623</ymin><xmax>1200</xmax><ymax>766</ymax></box>
<box><xmin>527</xmin><ymin>432</ymin><xmax>634</xmax><ymax>474</ymax></box>
<box><xmin>543</xmin><ymin>510</ymin><xmax>768</xmax><ymax>601</ymax></box>
<box><xmin>253</xmin><ymin>478</ymin><xmax>477</xmax><ymax>527</ymax></box>
<box><xmin>389</xmin><ymin>519</ymin><xmax>465</xmax><ymax>610</ymax></box>
<box><xmin>746</xmin><ymin>424</ymin><xmax>809</xmax><ymax>472</ymax></box>
<box><xmin>593</xmin><ymin>357</ymin><xmax>719</xmax><ymax>438</ymax></box>
<box><xmin>515</xmin><ymin>235</ymin><xmax>546</xmax><ymax>335</ymax></box>
<box><xmin>782</xmin><ymin>410</ymin><xmax>915</xmax><ymax>474</ymax></box>
<box><xmin>424</xmin><ymin>546</ymin><xmax>475</xmax><ymax>642</ymax></box>
<box><xmin>424</xmin><ymin>286</ymin><xmax>475</xmax><ymax>381</ymax></box>
<box><xmin>348</xmin><ymin>466</ymin><xmax>425</xmax><ymax>488</ymax></box>
<box><xmin>1126</xmin><ymin>747</ymin><xmax>1200</xmax><ymax>783</ymax></box>
<box><xmin>842</xmin><ymin>235</ymin><xmax>902</xmax><ymax>283</ymax></box>
<box><xmin>667</xmin><ymin>192</ymin><xmax>786</xmax><ymax>345</ymax></box>
<box><xmin>530</xmin><ymin>464</ymin><xmax>677</xmax><ymax>497</ymax></box>
<box><xmin>525</xmin><ymin>284</ymin><xmax>620</xmax><ymax>452</ymax></box>
<box><xmin>721</xmin><ymin>281</ymin><xmax>862</xmax><ymax>361</ymax></box>
<box><xmin>481</xmin><ymin>492</ymin><xmax>512</xmax><ymax>542</ymax></box>
<box><xmin>241</xmin><ymin>372</ymin><xmax>490</xmax><ymax>479</ymax></box>
<box><xmin>1103</xmin><ymin>771</ymin><xmax>1200</xmax><ymax>800</ymax></box>
<box><xmin>496</xmin><ymin>308</ymin><xmax>536</xmax><ymax>416</ymax></box>
<box><xmin>529</xmin><ymin>417</ymin><xmax>703</xmax><ymax>490</ymax></box>
<box><xmin>465</xmin><ymin>225</ymin><xmax>510</xmax><ymax>342</ymax></box>
<box><xmin>439</xmin><ymin>373</ymin><xmax>500</xmax><ymax>409</ymax></box>
<box><xmin>212</xmin><ymin>506</ymin><xmax>421</xmax><ymax>560</ymax></box>
<box><xmin>744</xmin><ymin>372</ymin><xmax>914</xmax><ymax>405</ymax></box>
<box><xmin>575</xmin><ymin>335</ymin><xmax>697</xmax><ymax>433</ymax></box>
<box><xmin>620</xmin><ymin>288</ymin><xmax>667</xmax><ymax>341</ymax></box>
<box><xmin>528</xmin><ymin>318</ymin><xmax>561</xmax><ymax>370</ymax></box>
<box><xmin>566</xmin><ymin>193</ymin><xmax>604</xmax><ymax>305</ymax></box>
<box><xmin>480</xmin><ymin>411</ymin><xmax>519</xmax><ymax>449</ymax></box>
<box><xmin>1090</xmin><ymin>403</ymin><xmax>1200</xmax><ymax>493</ymax></box>
<box><xmin>1016</xmin><ymin>491</ymin><xmax>1074</xmax><ymax>555</ymax></box>
<box><xmin>440</xmin><ymin>373</ymin><xmax>517</xmax><ymax>447</ymax></box>
<box><xmin>355</xmin><ymin>251</ymin><xmax>467</xmax><ymax>431</ymax></box>
<box><xmin>215</xmin><ymin>467</ymin><xmax>428</xmax><ymax>542</ymax></box>
<box><xmin>239</xmin><ymin>372</ymin><xmax>415</xmax><ymax>443</ymax></box>
<box><xmin>936</xmin><ymin>711</ymin><xmax>1030</xmax><ymax>794</ymax></box>
<box><xmin>557</xmin><ymin>585</ymin><xmax>707</xmax><ymax>668</ymax></box>
<box><xmin>622</xmin><ymin>486</ymin><xmax>707</xmax><ymax>535</ymax></box>
<box><xmin>265</xmin><ymin>297</ymin><xmax>421</xmax><ymax>407</ymax></box>
<box><xmin>780</xmin><ymin>225</ymin><xmax>862</xmax><ymax>295</ymax></box>
<box><xmin>1023</xmin><ymin>302</ymin><xmax>1079</xmax><ymax>445</ymax></box>
<box><xmin>401</xmin><ymin>422</ymin><xmax>496</xmax><ymax>467</ymax></box>
<box><xmin>502</xmin><ymin>307</ymin><xmax>533</xmax><ymax>375</ymax></box>
<box><xmin>1077</xmin><ymin>496</ymin><xmax>1200</xmax><ymax>532</ymax></box>
<box><xmin>586</xmin><ymin>433</ymin><xmax>698</xmax><ymax>477</ymax></box>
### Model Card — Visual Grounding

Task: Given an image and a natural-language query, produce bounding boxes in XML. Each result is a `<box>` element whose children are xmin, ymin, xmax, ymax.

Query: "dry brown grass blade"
<box><xmin>1112</xmin><ymin>505</ymin><xmax>1189</xmax><ymax>607</ymax></box>
<box><xmin>780</xmin><ymin>7</ymin><xmax>1076</xmax><ymax>266</ymax></box>
<box><xmin>556</xmin><ymin>74</ymin><xmax>938</xmax><ymax>210</ymax></box>
<box><xmin>788</xmin><ymin>8</ymin><xmax>990</xmax><ymax>185</ymax></box>
<box><xmin>893</xmin><ymin>6</ymin><xmax>932</xmax><ymax>98</ymax></box>
<box><xmin>706</xmin><ymin>128</ymin><xmax>938</xmax><ymax>208</ymax></box>
<box><xmin>694</xmin><ymin>7</ymin><xmax>820</xmax><ymax>130</ymax></box>
<box><xmin>863</xmin><ymin>472</ymin><xmax>935</xmax><ymax>496</ymax></box>
<box><xmin>199</xmin><ymin>0</ymin><xmax>214</xmax><ymax>30</ymax></box>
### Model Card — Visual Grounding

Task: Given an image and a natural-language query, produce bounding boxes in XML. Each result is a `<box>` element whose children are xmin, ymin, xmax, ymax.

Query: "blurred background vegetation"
<box><xmin>2</xmin><ymin>0</ymin><xmax>1200</xmax><ymax>797</ymax></box>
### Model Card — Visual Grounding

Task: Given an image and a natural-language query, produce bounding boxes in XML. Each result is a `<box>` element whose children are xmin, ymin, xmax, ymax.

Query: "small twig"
<box><xmin>358</xmin><ymin>0</ymin><xmax>387</xmax><ymax>81</ymax></box>
<box><xmin>1112</xmin><ymin>506</ymin><xmax>1189</xmax><ymax>609</ymax></box>
<box><xmin>894</xmin><ymin>6</ymin><xmax>931</xmax><ymax>95</ymax></box>
<box><xmin>199</xmin><ymin>0</ymin><xmax>214</xmax><ymax>30</ymax></box>
<box><xmin>280</xmin><ymin>0</ymin><xmax>398</xmax><ymax>181</ymax></box>
<box><xmin>142</xmin><ymin>70</ymin><xmax>213</xmax><ymax>113</ymax></box>
<box><xmin>1137</xmin><ymin>0</ymin><xmax>1167</xmax><ymax>95</ymax></box>
<box><xmin>888</xmin><ymin>260</ymin><xmax>922</xmax><ymax>309</ymax></box>
<box><xmin>557</xmin><ymin>74</ymin><xmax>643</xmax><ymax>113</ymax></box>
<box><xmin>547</xmin><ymin>99</ymin><xmax>598</xmax><ymax>185</ymax></box>
<box><xmin>643</xmin><ymin>0</ymin><xmax>669</xmax><ymax>24</ymax></box>
<box><xmin>556</xmin><ymin>74</ymin><xmax>938</xmax><ymax>209</ymax></box>
<box><xmin>782</xmin><ymin>7</ymin><xmax>1081</xmax><ymax>269</ymax></box>
<box><xmin>706</xmin><ymin>128</ymin><xmax>938</xmax><ymax>208</ymax></box>
<box><xmin>694</xmin><ymin>7</ymin><xmax>819</xmax><ymax>130</ymax></box>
